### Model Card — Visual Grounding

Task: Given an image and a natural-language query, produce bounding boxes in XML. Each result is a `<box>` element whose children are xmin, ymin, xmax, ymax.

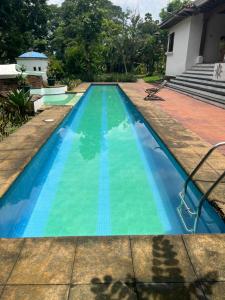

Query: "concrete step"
<box><xmin>180</xmin><ymin>73</ymin><xmax>213</xmax><ymax>80</ymax></box>
<box><xmin>167</xmin><ymin>82</ymin><xmax>225</xmax><ymax>104</ymax></box>
<box><xmin>170</xmin><ymin>79</ymin><xmax>225</xmax><ymax>96</ymax></box>
<box><xmin>176</xmin><ymin>76</ymin><xmax>225</xmax><ymax>89</ymax></box>
<box><xmin>195</xmin><ymin>64</ymin><xmax>215</xmax><ymax>68</ymax></box>
<box><xmin>184</xmin><ymin>70</ymin><xmax>213</xmax><ymax>76</ymax></box>
<box><xmin>190</xmin><ymin>67</ymin><xmax>214</xmax><ymax>72</ymax></box>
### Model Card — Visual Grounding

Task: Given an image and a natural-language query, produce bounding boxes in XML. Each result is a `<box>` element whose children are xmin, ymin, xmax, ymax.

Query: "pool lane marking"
<box><xmin>97</xmin><ymin>86</ymin><xmax>111</xmax><ymax>235</ymax></box>
<box><xmin>23</xmin><ymin>88</ymin><xmax>93</xmax><ymax>237</ymax></box>
<box><xmin>116</xmin><ymin>88</ymin><xmax>171</xmax><ymax>232</ymax></box>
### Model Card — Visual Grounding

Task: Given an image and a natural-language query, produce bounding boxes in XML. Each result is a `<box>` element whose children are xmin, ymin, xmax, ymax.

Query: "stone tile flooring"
<box><xmin>0</xmin><ymin>235</ymin><xmax>224</xmax><ymax>299</ymax></box>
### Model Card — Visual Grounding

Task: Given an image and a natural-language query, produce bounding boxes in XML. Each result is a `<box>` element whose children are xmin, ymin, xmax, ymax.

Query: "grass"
<box><xmin>143</xmin><ymin>75</ymin><xmax>163</xmax><ymax>84</ymax></box>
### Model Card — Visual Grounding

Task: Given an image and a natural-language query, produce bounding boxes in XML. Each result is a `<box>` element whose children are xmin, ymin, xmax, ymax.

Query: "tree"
<box><xmin>0</xmin><ymin>0</ymin><xmax>49</xmax><ymax>62</ymax></box>
<box><xmin>160</xmin><ymin>0</ymin><xmax>191</xmax><ymax>22</ymax></box>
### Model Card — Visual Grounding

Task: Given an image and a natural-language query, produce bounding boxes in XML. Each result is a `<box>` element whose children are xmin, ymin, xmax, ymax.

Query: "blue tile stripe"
<box><xmin>23</xmin><ymin>88</ymin><xmax>92</xmax><ymax>237</ymax></box>
<box><xmin>97</xmin><ymin>87</ymin><xmax>111</xmax><ymax>235</ymax></box>
<box><xmin>117</xmin><ymin>89</ymin><xmax>171</xmax><ymax>232</ymax></box>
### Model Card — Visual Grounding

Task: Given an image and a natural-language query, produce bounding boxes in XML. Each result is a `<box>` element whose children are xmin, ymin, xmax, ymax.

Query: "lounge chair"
<box><xmin>144</xmin><ymin>80</ymin><xmax>167</xmax><ymax>101</ymax></box>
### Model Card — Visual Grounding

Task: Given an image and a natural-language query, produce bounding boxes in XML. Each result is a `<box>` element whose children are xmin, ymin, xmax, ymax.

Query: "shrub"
<box><xmin>60</xmin><ymin>78</ymin><xmax>82</xmax><ymax>91</ymax></box>
<box><xmin>144</xmin><ymin>75</ymin><xmax>163</xmax><ymax>84</ymax></box>
<box><xmin>7</xmin><ymin>90</ymin><xmax>32</xmax><ymax>123</ymax></box>
<box><xmin>94</xmin><ymin>73</ymin><xmax>137</xmax><ymax>82</ymax></box>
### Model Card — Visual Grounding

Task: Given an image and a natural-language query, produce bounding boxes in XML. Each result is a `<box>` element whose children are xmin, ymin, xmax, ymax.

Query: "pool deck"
<box><xmin>0</xmin><ymin>106</ymin><xmax>72</xmax><ymax>197</ymax></box>
<box><xmin>0</xmin><ymin>82</ymin><xmax>224</xmax><ymax>299</ymax></box>
<box><xmin>0</xmin><ymin>234</ymin><xmax>224</xmax><ymax>299</ymax></box>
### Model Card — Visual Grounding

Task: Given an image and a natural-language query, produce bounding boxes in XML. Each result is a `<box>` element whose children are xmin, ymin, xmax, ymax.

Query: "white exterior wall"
<box><xmin>204</xmin><ymin>14</ymin><xmax>225</xmax><ymax>63</ymax></box>
<box><xmin>165</xmin><ymin>15</ymin><xmax>203</xmax><ymax>76</ymax></box>
<box><xmin>165</xmin><ymin>17</ymin><xmax>192</xmax><ymax>76</ymax></box>
<box><xmin>186</xmin><ymin>14</ymin><xmax>203</xmax><ymax>69</ymax></box>
<box><xmin>30</xmin><ymin>86</ymin><xmax>67</xmax><ymax>96</ymax></box>
<box><xmin>16</xmin><ymin>58</ymin><xmax>48</xmax><ymax>81</ymax></box>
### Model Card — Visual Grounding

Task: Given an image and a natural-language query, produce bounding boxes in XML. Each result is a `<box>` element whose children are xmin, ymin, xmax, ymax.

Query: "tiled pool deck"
<box><xmin>0</xmin><ymin>83</ymin><xmax>224</xmax><ymax>299</ymax></box>
<box><xmin>0</xmin><ymin>235</ymin><xmax>224</xmax><ymax>299</ymax></box>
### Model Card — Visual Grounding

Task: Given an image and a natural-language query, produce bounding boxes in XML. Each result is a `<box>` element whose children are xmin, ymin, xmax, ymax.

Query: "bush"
<box><xmin>144</xmin><ymin>75</ymin><xmax>163</xmax><ymax>84</ymax></box>
<box><xmin>7</xmin><ymin>90</ymin><xmax>32</xmax><ymax>123</ymax></box>
<box><xmin>60</xmin><ymin>78</ymin><xmax>82</xmax><ymax>91</ymax></box>
<box><xmin>94</xmin><ymin>73</ymin><xmax>137</xmax><ymax>82</ymax></box>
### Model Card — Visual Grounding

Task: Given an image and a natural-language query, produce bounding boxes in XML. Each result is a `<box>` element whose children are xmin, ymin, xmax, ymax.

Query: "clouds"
<box><xmin>48</xmin><ymin>0</ymin><xmax>169</xmax><ymax>19</ymax></box>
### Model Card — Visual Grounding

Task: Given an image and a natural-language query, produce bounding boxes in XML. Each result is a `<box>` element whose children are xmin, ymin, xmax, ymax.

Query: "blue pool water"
<box><xmin>0</xmin><ymin>85</ymin><xmax>224</xmax><ymax>237</ymax></box>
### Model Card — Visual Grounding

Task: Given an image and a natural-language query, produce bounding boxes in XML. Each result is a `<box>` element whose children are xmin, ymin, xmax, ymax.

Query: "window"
<box><xmin>33</xmin><ymin>67</ymin><xmax>37</xmax><ymax>71</ymax></box>
<box><xmin>38</xmin><ymin>67</ymin><xmax>41</xmax><ymax>71</ymax></box>
<box><xmin>168</xmin><ymin>32</ymin><xmax>175</xmax><ymax>53</ymax></box>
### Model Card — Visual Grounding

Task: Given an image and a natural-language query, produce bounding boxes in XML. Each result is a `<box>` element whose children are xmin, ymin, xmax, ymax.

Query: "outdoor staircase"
<box><xmin>166</xmin><ymin>64</ymin><xmax>225</xmax><ymax>106</ymax></box>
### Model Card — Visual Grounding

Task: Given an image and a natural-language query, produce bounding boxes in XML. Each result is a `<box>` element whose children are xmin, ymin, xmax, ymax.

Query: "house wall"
<box><xmin>16</xmin><ymin>58</ymin><xmax>48</xmax><ymax>81</ymax></box>
<box><xmin>186</xmin><ymin>14</ymin><xmax>203</xmax><ymax>69</ymax></box>
<box><xmin>165</xmin><ymin>15</ymin><xmax>204</xmax><ymax>77</ymax></box>
<box><xmin>204</xmin><ymin>14</ymin><xmax>225</xmax><ymax>63</ymax></box>
<box><xmin>165</xmin><ymin>17</ymin><xmax>192</xmax><ymax>76</ymax></box>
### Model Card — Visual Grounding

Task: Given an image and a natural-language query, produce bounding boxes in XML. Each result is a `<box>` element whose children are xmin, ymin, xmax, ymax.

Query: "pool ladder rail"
<box><xmin>177</xmin><ymin>142</ymin><xmax>225</xmax><ymax>233</ymax></box>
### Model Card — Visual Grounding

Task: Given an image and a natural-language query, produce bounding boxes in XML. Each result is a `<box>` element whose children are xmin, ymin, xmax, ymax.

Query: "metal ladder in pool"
<box><xmin>177</xmin><ymin>142</ymin><xmax>225</xmax><ymax>233</ymax></box>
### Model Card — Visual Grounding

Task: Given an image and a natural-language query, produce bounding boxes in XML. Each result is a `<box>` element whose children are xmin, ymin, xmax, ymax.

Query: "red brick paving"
<box><xmin>130</xmin><ymin>80</ymin><xmax>225</xmax><ymax>153</ymax></box>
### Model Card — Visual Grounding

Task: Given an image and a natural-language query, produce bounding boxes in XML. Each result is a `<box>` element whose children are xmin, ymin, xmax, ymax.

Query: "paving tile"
<box><xmin>0</xmin><ymin>239</ymin><xmax>24</xmax><ymax>284</ymax></box>
<box><xmin>8</xmin><ymin>238</ymin><xmax>76</xmax><ymax>284</ymax></box>
<box><xmin>72</xmin><ymin>237</ymin><xmax>133</xmax><ymax>284</ymax></box>
<box><xmin>131</xmin><ymin>236</ymin><xmax>196</xmax><ymax>283</ymax></box>
<box><xmin>136</xmin><ymin>283</ymin><xmax>204</xmax><ymax>300</ymax></box>
<box><xmin>183</xmin><ymin>234</ymin><xmax>225</xmax><ymax>281</ymax></box>
<box><xmin>0</xmin><ymin>285</ymin><xmax>69</xmax><ymax>300</ymax></box>
<box><xmin>0</xmin><ymin>159</ymin><xmax>28</xmax><ymax>171</ymax></box>
<box><xmin>69</xmin><ymin>283</ymin><xmax>137</xmax><ymax>300</ymax></box>
<box><xmin>202</xmin><ymin>281</ymin><xmax>225</xmax><ymax>300</ymax></box>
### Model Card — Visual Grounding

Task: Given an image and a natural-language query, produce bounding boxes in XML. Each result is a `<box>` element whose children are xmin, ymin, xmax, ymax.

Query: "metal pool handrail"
<box><xmin>178</xmin><ymin>142</ymin><xmax>225</xmax><ymax>233</ymax></box>
<box><xmin>184</xmin><ymin>142</ymin><xmax>225</xmax><ymax>196</ymax></box>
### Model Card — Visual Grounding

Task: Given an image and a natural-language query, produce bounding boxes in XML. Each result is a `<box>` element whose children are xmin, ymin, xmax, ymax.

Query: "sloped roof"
<box><xmin>0</xmin><ymin>64</ymin><xmax>21</xmax><ymax>78</ymax></box>
<box><xmin>160</xmin><ymin>0</ymin><xmax>224</xmax><ymax>29</ymax></box>
<box><xmin>18</xmin><ymin>51</ymin><xmax>48</xmax><ymax>59</ymax></box>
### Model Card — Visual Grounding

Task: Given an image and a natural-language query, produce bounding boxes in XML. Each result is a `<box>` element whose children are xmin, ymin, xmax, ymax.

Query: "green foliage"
<box><xmin>0</xmin><ymin>0</ymin><xmax>49</xmax><ymax>62</ymax></box>
<box><xmin>134</xmin><ymin>64</ymin><xmax>148</xmax><ymax>75</ymax></box>
<box><xmin>0</xmin><ymin>0</ymin><xmax>173</xmax><ymax>80</ymax></box>
<box><xmin>160</xmin><ymin>0</ymin><xmax>191</xmax><ymax>22</ymax></box>
<box><xmin>60</xmin><ymin>78</ymin><xmax>82</xmax><ymax>91</ymax></box>
<box><xmin>144</xmin><ymin>75</ymin><xmax>163</xmax><ymax>83</ymax></box>
<box><xmin>94</xmin><ymin>73</ymin><xmax>137</xmax><ymax>82</ymax></box>
<box><xmin>7</xmin><ymin>90</ymin><xmax>32</xmax><ymax>123</ymax></box>
<box><xmin>47</xmin><ymin>58</ymin><xmax>65</xmax><ymax>80</ymax></box>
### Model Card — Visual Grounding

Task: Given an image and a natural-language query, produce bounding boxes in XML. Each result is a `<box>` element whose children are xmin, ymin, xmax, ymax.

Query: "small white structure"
<box><xmin>160</xmin><ymin>0</ymin><xmax>225</xmax><ymax>77</ymax></box>
<box><xmin>0</xmin><ymin>64</ymin><xmax>21</xmax><ymax>79</ymax></box>
<box><xmin>16</xmin><ymin>51</ymin><xmax>48</xmax><ymax>81</ymax></box>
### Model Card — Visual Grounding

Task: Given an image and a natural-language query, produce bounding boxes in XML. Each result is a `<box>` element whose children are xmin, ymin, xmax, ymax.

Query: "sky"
<box><xmin>48</xmin><ymin>0</ymin><xmax>169</xmax><ymax>20</ymax></box>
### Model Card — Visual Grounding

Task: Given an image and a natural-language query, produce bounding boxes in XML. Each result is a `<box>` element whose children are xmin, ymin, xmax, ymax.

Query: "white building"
<box><xmin>16</xmin><ymin>51</ymin><xmax>48</xmax><ymax>81</ymax></box>
<box><xmin>160</xmin><ymin>0</ymin><xmax>225</xmax><ymax>105</ymax></box>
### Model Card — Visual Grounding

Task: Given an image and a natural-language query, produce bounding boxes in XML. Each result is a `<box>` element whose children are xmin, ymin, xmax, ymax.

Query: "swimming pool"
<box><xmin>0</xmin><ymin>85</ymin><xmax>224</xmax><ymax>237</ymax></box>
<box><xmin>43</xmin><ymin>93</ymin><xmax>83</xmax><ymax>106</ymax></box>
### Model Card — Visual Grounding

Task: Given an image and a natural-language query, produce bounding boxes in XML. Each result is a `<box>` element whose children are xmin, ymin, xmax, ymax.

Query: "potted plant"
<box><xmin>47</xmin><ymin>65</ymin><xmax>56</xmax><ymax>86</ymax></box>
